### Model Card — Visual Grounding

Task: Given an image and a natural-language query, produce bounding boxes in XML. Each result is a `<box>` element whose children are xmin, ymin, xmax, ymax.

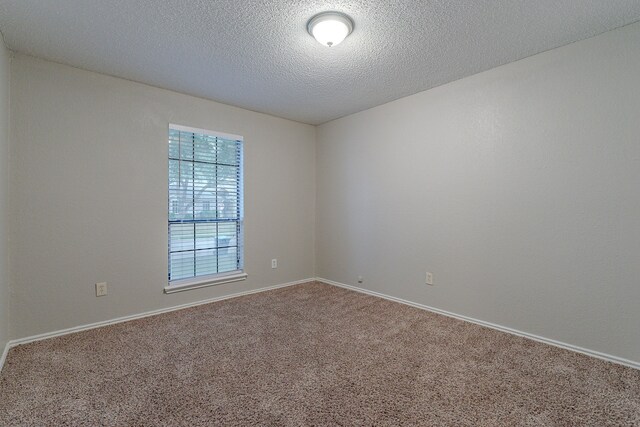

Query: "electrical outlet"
<box><xmin>357</xmin><ymin>275</ymin><xmax>363</xmax><ymax>283</ymax></box>
<box><xmin>425</xmin><ymin>272</ymin><xmax>434</xmax><ymax>286</ymax></box>
<box><xmin>96</xmin><ymin>282</ymin><xmax>108</xmax><ymax>297</ymax></box>
<box><xmin>271</xmin><ymin>259</ymin><xmax>278</xmax><ymax>269</ymax></box>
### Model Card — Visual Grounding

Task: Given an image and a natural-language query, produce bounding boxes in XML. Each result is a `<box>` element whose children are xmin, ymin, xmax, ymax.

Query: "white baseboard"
<box><xmin>0</xmin><ymin>278</ymin><xmax>314</xmax><ymax>373</ymax></box>
<box><xmin>0</xmin><ymin>339</ymin><xmax>9</xmax><ymax>374</ymax></box>
<box><xmin>316</xmin><ymin>277</ymin><xmax>640</xmax><ymax>371</ymax></box>
<box><xmin>4</xmin><ymin>277</ymin><xmax>637</xmax><ymax>373</ymax></box>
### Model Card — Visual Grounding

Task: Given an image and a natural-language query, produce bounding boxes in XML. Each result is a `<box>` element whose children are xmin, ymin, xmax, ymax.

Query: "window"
<box><xmin>166</xmin><ymin>125</ymin><xmax>245</xmax><ymax>293</ymax></box>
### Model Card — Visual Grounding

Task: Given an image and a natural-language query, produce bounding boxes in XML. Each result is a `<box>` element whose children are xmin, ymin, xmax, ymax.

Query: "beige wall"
<box><xmin>316</xmin><ymin>22</ymin><xmax>640</xmax><ymax>363</ymax></box>
<box><xmin>9</xmin><ymin>55</ymin><xmax>315</xmax><ymax>339</ymax></box>
<box><xmin>0</xmin><ymin>39</ymin><xmax>9</xmax><ymax>351</ymax></box>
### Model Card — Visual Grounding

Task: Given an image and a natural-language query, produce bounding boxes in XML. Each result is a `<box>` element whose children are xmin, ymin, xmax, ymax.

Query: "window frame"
<box><xmin>164</xmin><ymin>124</ymin><xmax>246</xmax><ymax>294</ymax></box>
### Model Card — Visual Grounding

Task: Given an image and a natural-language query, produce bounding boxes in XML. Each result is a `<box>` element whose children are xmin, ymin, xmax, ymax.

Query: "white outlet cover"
<box><xmin>426</xmin><ymin>272</ymin><xmax>434</xmax><ymax>286</ymax></box>
<box><xmin>96</xmin><ymin>282</ymin><xmax>108</xmax><ymax>296</ymax></box>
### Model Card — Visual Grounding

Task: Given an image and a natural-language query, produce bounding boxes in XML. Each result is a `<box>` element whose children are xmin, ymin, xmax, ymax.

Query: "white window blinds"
<box><xmin>168</xmin><ymin>125</ymin><xmax>244</xmax><ymax>284</ymax></box>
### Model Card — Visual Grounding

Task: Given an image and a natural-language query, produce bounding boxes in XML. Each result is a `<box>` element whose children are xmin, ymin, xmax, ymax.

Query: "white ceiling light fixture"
<box><xmin>307</xmin><ymin>11</ymin><xmax>354</xmax><ymax>47</ymax></box>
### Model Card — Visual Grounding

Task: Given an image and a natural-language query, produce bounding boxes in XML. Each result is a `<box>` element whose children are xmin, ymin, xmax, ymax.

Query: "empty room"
<box><xmin>0</xmin><ymin>1</ymin><xmax>639</xmax><ymax>425</ymax></box>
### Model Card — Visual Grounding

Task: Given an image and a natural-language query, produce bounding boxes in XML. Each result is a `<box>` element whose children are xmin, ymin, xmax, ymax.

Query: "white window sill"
<box><xmin>164</xmin><ymin>271</ymin><xmax>247</xmax><ymax>294</ymax></box>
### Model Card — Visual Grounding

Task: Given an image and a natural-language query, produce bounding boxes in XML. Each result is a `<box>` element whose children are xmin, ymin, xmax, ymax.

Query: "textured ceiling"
<box><xmin>1</xmin><ymin>1</ymin><xmax>639</xmax><ymax>125</ymax></box>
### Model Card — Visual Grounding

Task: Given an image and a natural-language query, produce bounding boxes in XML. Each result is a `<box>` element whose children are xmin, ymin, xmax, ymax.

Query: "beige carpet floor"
<box><xmin>0</xmin><ymin>281</ymin><xmax>638</xmax><ymax>426</ymax></box>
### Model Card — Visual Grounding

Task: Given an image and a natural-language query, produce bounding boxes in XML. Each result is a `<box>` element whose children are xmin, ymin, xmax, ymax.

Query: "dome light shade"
<box><xmin>307</xmin><ymin>12</ymin><xmax>354</xmax><ymax>47</ymax></box>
